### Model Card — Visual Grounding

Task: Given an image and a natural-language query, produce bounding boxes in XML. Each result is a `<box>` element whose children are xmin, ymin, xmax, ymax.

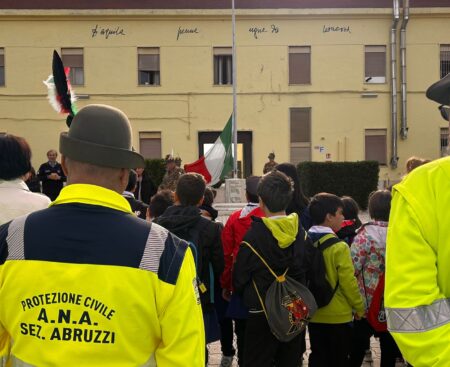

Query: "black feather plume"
<box><xmin>52</xmin><ymin>50</ymin><xmax>74</xmax><ymax>127</ymax></box>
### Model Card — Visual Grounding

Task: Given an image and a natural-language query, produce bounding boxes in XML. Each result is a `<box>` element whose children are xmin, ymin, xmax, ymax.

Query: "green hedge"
<box><xmin>297</xmin><ymin>161</ymin><xmax>379</xmax><ymax>210</ymax></box>
<box><xmin>144</xmin><ymin>159</ymin><xmax>166</xmax><ymax>187</ymax></box>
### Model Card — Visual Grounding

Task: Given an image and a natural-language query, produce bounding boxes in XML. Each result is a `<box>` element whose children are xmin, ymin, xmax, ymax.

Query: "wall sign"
<box><xmin>91</xmin><ymin>25</ymin><xmax>126</xmax><ymax>39</ymax></box>
<box><xmin>323</xmin><ymin>25</ymin><xmax>351</xmax><ymax>34</ymax></box>
<box><xmin>248</xmin><ymin>24</ymin><xmax>279</xmax><ymax>39</ymax></box>
<box><xmin>176</xmin><ymin>27</ymin><xmax>199</xmax><ymax>40</ymax></box>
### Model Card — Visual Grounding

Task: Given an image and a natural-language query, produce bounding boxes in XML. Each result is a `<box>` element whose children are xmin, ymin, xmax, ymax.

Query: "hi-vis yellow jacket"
<box><xmin>386</xmin><ymin>157</ymin><xmax>450</xmax><ymax>367</ymax></box>
<box><xmin>0</xmin><ymin>184</ymin><xmax>205</xmax><ymax>367</ymax></box>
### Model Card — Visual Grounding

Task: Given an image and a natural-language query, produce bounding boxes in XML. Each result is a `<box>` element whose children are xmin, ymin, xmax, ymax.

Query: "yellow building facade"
<box><xmin>0</xmin><ymin>1</ymin><xmax>449</xmax><ymax>183</ymax></box>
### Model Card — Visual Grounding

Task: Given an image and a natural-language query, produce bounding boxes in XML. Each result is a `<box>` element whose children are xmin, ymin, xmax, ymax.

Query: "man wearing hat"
<box><xmin>263</xmin><ymin>152</ymin><xmax>278</xmax><ymax>174</ymax></box>
<box><xmin>159</xmin><ymin>154</ymin><xmax>185</xmax><ymax>191</ymax></box>
<box><xmin>385</xmin><ymin>75</ymin><xmax>450</xmax><ymax>366</ymax></box>
<box><xmin>0</xmin><ymin>105</ymin><xmax>204</xmax><ymax>366</ymax></box>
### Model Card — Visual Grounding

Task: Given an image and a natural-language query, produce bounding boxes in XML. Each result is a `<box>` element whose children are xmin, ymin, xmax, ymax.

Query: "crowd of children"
<box><xmin>132</xmin><ymin>160</ymin><xmax>412</xmax><ymax>367</ymax></box>
<box><xmin>136</xmin><ymin>158</ymin><xmax>423</xmax><ymax>367</ymax></box>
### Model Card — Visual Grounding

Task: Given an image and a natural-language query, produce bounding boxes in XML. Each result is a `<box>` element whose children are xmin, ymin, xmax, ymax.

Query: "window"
<box><xmin>365</xmin><ymin>129</ymin><xmax>387</xmax><ymax>165</ymax></box>
<box><xmin>290</xmin><ymin>108</ymin><xmax>311</xmax><ymax>164</ymax></box>
<box><xmin>441</xmin><ymin>127</ymin><xmax>449</xmax><ymax>157</ymax></box>
<box><xmin>139</xmin><ymin>132</ymin><xmax>161</xmax><ymax>159</ymax></box>
<box><xmin>138</xmin><ymin>48</ymin><xmax>160</xmax><ymax>86</ymax></box>
<box><xmin>0</xmin><ymin>48</ymin><xmax>4</xmax><ymax>86</ymax></box>
<box><xmin>440</xmin><ymin>45</ymin><xmax>450</xmax><ymax>79</ymax></box>
<box><xmin>214</xmin><ymin>47</ymin><xmax>232</xmax><ymax>85</ymax></box>
<box><xmin>289</xmin><ymin>46</ymin><xmax>311</xmax><ymax>84</ymax></box>
<box><xmin>61</xmin><ymin>48</ymin><xmax>84</xmax><ymax>85</ymax></box>
<box><xmin>365</xmin><ymin>46</ymin><xmax>386</xmax><ymax>83</ymax></box>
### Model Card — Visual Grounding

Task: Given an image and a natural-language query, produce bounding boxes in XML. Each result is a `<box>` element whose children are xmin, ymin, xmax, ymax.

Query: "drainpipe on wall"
<box><xmin>400</xmin><ymin>0</ymin><xmax>410</xmax><ymax>139</ymax></box>
<box><xmin>390</xmin><ymin>0</ymin><xmax>400</xmax><ymax>168</ymax></box>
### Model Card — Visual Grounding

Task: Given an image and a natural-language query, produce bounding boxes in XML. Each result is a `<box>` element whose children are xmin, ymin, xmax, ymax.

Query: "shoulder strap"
<box><xmin>242</xmin><ymin>241</ymin><xmax>287</xmax><ymax>321</ymax></box>
<box><xmin>313</xmin><ymin>234</ymin><xmax>341</xmax><ymax>295</ymax></box>
<box><xmin>314</xmin><ymin>233</ymin><xmax>342</xmax><ymax>252</ymax></box>
<box><xmin>241</xmin><ymin>241</ymin><xmax>288</xmax><ymax>282</ymax></box>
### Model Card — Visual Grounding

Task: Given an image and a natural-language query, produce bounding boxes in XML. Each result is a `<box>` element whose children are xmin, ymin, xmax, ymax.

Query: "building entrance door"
<box><xmin>198</xmin><ymin>131</ymin><xmax>252</xmax><ymax>178</ymax></box>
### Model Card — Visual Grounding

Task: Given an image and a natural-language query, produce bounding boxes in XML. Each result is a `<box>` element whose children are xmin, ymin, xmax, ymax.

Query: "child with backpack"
<box><xmin>233</xmin><ymin>171</ymin><xmax>317</xmax><ymax>367</ymax></box>
<box><xmin>307</xmin><ymin>193</ymin><xmax>365</xmax><ymax>367</ymax></box>
<box><xmin>349</xmin><ymin>190</ymin><xmax>402</xmax><ymax>367</ymax></box>
<box><xmin>220</xmin><ymin>176</ymin><xmax>264</xmax><ymax>367</ymax></box>
<box><xmin>154</xmin><ymin>173</ymin><xmax>224</xmax><ymax>363</ymax></box>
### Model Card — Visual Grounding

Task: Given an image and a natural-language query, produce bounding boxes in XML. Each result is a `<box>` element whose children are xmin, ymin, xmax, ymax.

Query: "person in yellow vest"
<box><xmin>385</xmin><ymin>74</ymin><xmax>450</xmax><ymax>367</ymax></box>
<box><xmin>0</xmin><ymin>104</ymin><xmax>204</xmax><ymax>366</ymax></box>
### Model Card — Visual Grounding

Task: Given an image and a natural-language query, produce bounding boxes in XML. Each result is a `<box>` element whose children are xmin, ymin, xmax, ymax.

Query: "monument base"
<box><xmin>225</xmin><ymin>178</ymin><xmax>246</xmax><ymax>203</ymax></box>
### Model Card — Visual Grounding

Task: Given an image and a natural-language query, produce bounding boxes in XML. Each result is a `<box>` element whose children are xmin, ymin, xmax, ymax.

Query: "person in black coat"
<box><xmin>155</xmin><ymin>173</ymin><xmax>224</xmax><ymax>310</ymax></box>
<box><xmin>122</xmin><ymin>170</ymin><xmax>149</xmax><ymax>220</ymax></box>
<box><xmin>37</xmin><ymin>149</ymin><xmax>66</xmax><ymax>201</ymax></box>
<box><xmin>155</xmin><ymin>173</ymin><xmax>224</xmax><ymax>361</ymax></box>
<box><xmin>135</xmin><ymin>167</ymin><xmax>157</xmax><ymax>205</ymax></box>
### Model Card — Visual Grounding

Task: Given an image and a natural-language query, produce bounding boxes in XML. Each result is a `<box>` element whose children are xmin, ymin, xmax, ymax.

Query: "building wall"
<box><xmin>0</xmin><ymin>6</ymin><xmax>449</xmax><ymax>181</ymax></box>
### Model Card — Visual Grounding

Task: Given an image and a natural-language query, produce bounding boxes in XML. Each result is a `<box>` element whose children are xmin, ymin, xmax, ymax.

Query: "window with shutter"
<box><xmin>440</xmin><ymin>127</ymin><xmax>449</xmax><ymax>157</ymax></box>
<box><xmin>440</xmin><ymin>45</ymin><xmax>450</xmax><ymax>79</ymax></box>
<box><xmin>290</xmin><ymin>108</ymin><xmax>311</xmax><ymax>164</ymax></box>
<box><xmin>0</xmin><ymin>48</ymin><xmax>5</xmax><ymax>86</ymax></box>
<box><xmin>138</xmin><ymin>48</ymin><xmax>160</xmax><ymax>86</ymax></box>
<box><xmin>213</xmin><ymin>47</ymin><xmax>232</xmax><ymax>85</ymax></box>
<box><xmin>139</xmin><ymin>132</ymin><xmax>162</xmax><ymax>159</ymax></box>
<box><xmin>365</xmin><ymin>129</ymin><xmax>387</xmax><ymax>165</ymax></box>
<box><xmin>365</xmin><ymin>46</ymin><xmax>386</xmax><ymax>83</ymax></box>
<box><xmin>61</xmin><ymin>48</ymin><xmax>84</xmax><ymax>86</ymax></box>
<box><xmin>289</xmin><ymin>46</ymin><xmax>311</xmax><ymax>85</ymax></box>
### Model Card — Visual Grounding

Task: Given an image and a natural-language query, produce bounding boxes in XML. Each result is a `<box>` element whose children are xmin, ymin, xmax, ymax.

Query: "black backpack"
<box><xmin>307</xmin><ymin>234</ymin><xmax>342</xmax><ymax>308</ymax></box>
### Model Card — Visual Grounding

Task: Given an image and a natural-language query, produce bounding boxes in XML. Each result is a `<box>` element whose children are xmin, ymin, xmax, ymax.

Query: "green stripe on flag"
<box><xmin>220</xmin><ymin>115</ymin><xmax>233</xmax><ymax>180</ymax></box>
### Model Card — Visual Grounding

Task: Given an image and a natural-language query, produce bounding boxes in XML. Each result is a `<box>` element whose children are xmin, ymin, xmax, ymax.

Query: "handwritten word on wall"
<box><xmin>91</xmin><ymin>25</ymin><xmax>126</xmax><ymax>39</ymax></box>
<box><xmin>176</xmin><ymin>27</ymin><xmax>199</xmax><ymax>40</ymax></box>
<box><xmin>322</xmin><ymin>25</ymin><xmax>351</xmax><ymax>34</ymax></box>
<box><xmin>248</xmin><ymin>24</ymin><xmax>280</xmax><ymax>39</ymax></box>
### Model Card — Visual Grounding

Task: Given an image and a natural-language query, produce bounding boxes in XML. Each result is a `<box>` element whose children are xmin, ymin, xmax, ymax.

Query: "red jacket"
<box><xmin>220</xmin><ymin>204</ymin><xmax>265</xmax><ymax>290</ymax></box>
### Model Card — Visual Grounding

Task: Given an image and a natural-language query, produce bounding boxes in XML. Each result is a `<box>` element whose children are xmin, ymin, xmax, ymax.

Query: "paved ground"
<box><xmin>208</xmin><ymin>333</ymin><xmax>403</xmax><ymax>366</ymax></box>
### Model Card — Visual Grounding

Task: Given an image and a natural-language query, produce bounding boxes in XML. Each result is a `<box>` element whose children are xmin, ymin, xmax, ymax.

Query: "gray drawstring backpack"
<box><xmin>243</xmin><ymin>241</ymin><xmax>318</xmax><ymax>342</ymax></box>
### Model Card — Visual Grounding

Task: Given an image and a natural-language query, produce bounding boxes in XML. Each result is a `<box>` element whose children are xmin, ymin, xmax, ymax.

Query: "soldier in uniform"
<box><xmin>263</xmin><ymin>152</ymin><xmax>278</xmax><ymax>174</ymax></box>
<box><xmin>159</xmin><ymin>154</ymin><xmax>185</xmax><ymax>191</ymax></box>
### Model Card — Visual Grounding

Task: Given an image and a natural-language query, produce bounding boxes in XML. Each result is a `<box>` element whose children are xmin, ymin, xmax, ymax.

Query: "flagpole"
<box><xmin>231</xmin><ymin>0</ymin><xmax>238</xmax><ymax>178</ymax></box>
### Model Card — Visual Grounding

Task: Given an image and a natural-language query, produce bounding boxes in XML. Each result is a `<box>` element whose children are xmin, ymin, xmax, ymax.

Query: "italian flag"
<box><xmin>184</xmin><ymin>116</ymin><xmax>233</xmax><ymax>185</ymax></box>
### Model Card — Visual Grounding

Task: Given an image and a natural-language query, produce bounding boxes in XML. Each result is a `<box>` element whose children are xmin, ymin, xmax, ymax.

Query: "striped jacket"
<box><xmin>0</xmin><ymin>184</ymin><xmax>204</xmax><ymax>367</ymax></box>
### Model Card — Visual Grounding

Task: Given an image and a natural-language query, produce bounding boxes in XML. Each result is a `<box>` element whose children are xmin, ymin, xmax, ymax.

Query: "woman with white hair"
<box><xmin>0</xmin><ymin>134</ymin><xmax>50</xmax><ymax>225</ymax></box>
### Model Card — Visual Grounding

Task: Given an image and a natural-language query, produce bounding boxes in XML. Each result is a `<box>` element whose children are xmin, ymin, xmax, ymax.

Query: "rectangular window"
<box><xmin>365</xmin><ymin>129</ymin><xmax>387</xmax><ymax>165</ymax></box>
<box><xmin>365</xmin><ymin>45</ymin><xmax>386</xmax><ymax>83</ymax></box>
<box><xmin>440</xmin><ymin>45</ymin><xmax>450</xmax><ymax>79</ymax></box>
<box><xmin>138</xmin><ymin>48</ymin><xmax>160</xmax><ymax>86</ymax></box>
<box><xmin>61</xmin><ymin>48</ymin><xmax>84</xmax><ymax>85</ymax></box>
<box><xmin>441</xmin><ymin>127</ymin><xmax>449</xmax><ymax>157</ymax></box>
<box><xmin>214</xmin><ymin>47</ymin><xmax>232</xmax><ymax>85</ymax></box>
<box><xmin>290</xmin><ymin>108</ymin><xmax>311</xmax><ymax>164</ymax></box>
<box><xmin>139</xmin><ymin>132</ymin><xmax>161</xmax><ymax>159</ymax></box>
<box><xmin>289</xmin><ymin>46</ymin><xmax>311</xmax><ymax>85</ymax></box>
<box><xmin>0</xmin><ymin>48</ymin><xmax>4</xmax><ymax>86</ymax></box>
